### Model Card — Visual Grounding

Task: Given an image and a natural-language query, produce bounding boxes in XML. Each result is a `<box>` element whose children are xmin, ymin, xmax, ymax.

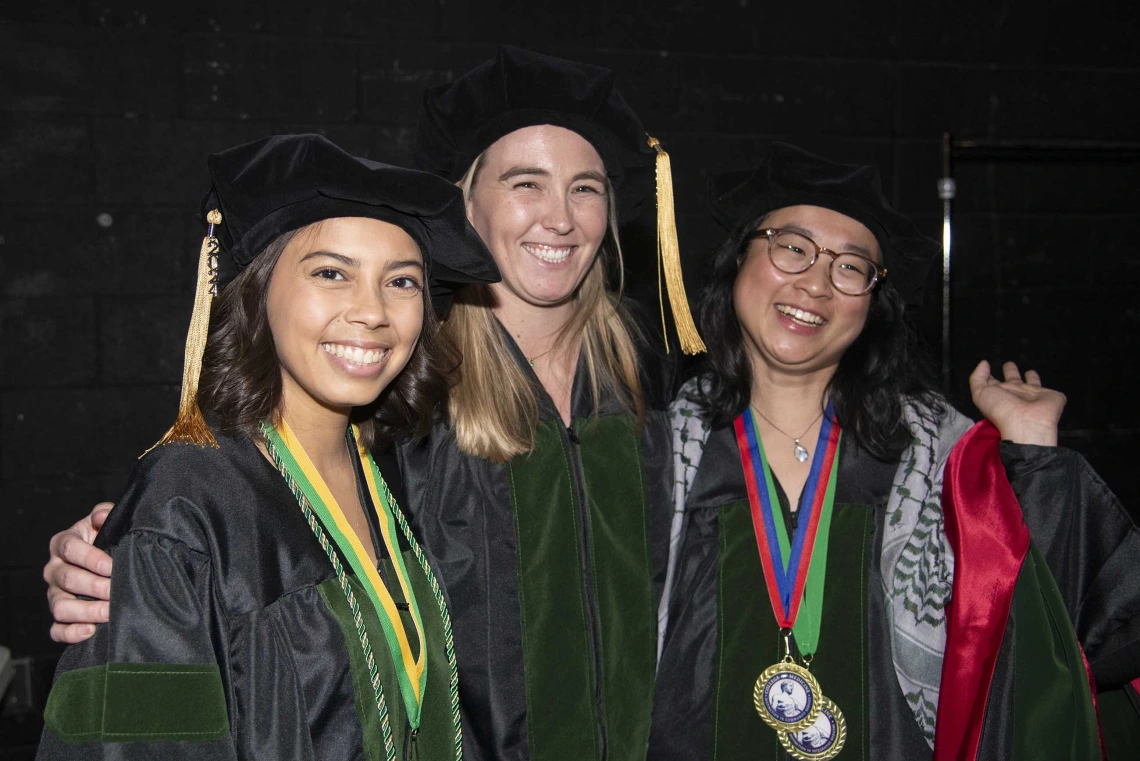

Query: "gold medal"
<box><xmin>753</xmin><ymin>660</ymin><xmax>822</xmax><ymax>733</ymax></box>
<box><xmin>780</xmin><ymin>695</ymin><xmax>846</xmax><ymax>760</ymax></box>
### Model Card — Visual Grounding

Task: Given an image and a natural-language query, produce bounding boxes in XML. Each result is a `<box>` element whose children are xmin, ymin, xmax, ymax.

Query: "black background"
<box><xmin>2</xmin><ymin>1</ymin><xmax>1138</xmax><ymax>755</ymax></box>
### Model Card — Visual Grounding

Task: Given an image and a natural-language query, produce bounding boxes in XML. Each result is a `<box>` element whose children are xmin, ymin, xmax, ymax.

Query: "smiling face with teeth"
<box><xmin>265</xmin><ymin>217</ymin><xmax>425</xmax><ymax>425</ymax></box>
<box><xmin>465</xmin><ymin>125</ymin><xmax>610</xmax><ymax>312</ymax></box>
<box><xmin>734</xmin><ymin>205</ymin><xmax>882</xmax><ymax>379</ymax></box>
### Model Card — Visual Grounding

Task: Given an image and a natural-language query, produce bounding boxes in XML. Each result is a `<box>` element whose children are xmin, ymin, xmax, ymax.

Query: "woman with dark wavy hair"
<box><xmin>650</xmin><ymin>143</ymin><xmax>1140</xmax><ymax>760</ymax></box>
<box><xmin>36</xmin><ymin>134</ymin><xmax>499</xmax><ymax>760</ymax></box>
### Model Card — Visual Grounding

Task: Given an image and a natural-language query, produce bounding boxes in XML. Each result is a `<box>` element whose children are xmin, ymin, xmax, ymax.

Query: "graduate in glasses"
<box><xmin>651</xmin><ymin>143</ymin><xmax>1140</xmax><ymax>760</ymax></box>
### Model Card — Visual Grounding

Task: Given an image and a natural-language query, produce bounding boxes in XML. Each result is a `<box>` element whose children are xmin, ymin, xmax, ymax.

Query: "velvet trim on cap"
<box><xmin>709</xmin><ymin>143</ymin><xmax>940</xmax><ymax>305</ymax></box>
<box><xmin>413</xmin><ymin>46</ymin><xmax>656</xmax><ymax>221</ymax></box>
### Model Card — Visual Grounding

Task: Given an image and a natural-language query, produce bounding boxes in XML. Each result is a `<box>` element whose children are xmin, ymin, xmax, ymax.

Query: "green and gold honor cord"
<box><xmin>260</xmin><ymin>419</ymin><xmax>461</xmax><ymax>760</ymax></box>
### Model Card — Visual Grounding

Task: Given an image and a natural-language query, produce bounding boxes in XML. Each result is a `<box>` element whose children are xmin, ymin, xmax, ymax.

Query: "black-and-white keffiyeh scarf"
<box><xmin>661</xmin><ymin>379</ymin><xmax>971</xmax><ymax>748</ymax></box>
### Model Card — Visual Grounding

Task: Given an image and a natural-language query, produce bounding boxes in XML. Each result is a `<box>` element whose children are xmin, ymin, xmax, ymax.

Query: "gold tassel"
<box><xmin>143</xmin><ymin>209</ymin><xmax>223</xmax><ymax>455</ymax></box>
<box><xmin>647</xmin><ymin>136</ymin><xmax>706</xmax><ymax>355</ymax></box>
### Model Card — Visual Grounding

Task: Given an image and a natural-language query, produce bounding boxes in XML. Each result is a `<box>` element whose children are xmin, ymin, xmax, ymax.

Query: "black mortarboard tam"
<box><xmin>153</xmin><ymin>133</ymin><xmax>500</xmax><ymax>451</ymax></box>
<box><xmin>709</xmin><ymin>143</ymin><xmax>940</xmax><ymax>305</ymax></box>
<box><xmin>415</xmin><ymin>46</ymin><xmax>705</xmax><ymax>354</ymax></box>
<box><xmin>204</xmin><ymin>133</ymin><xmax>499</xmax><ymax>310</ymax></box>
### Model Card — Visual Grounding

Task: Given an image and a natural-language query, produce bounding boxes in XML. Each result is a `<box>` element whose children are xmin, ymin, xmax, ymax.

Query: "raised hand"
<box><xmin>968</xmin><ymin>360</ymin><xmax>1066</xmax><ymax>447</ymax></box>
<box><xmin>44</xmin><ymin>502</ymin><xmax>114</xmax><ymax>644</ymax></box>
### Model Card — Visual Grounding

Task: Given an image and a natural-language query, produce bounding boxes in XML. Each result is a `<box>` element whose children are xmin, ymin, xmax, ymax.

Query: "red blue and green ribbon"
<box><xmin>734</xmin><ymin>401</ymin><xmax>841</xmax><ymax>655</ymax></box>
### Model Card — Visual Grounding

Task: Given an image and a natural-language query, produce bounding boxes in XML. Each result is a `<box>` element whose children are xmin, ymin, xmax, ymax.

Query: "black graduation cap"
<box><xmin>709</xmin><ymin>142</ymin><xmax>940</xmax><ymax>305</ymax></box>
<box><xmin>415</xmin><ymin>46</ymin><xmax>654</xmax><ymax>220</ymax></box>
<box><xmin>415</xmin><ymin>46</ymin><xmax>706</xmax><ymax>353</ymax></box>
<box><xmin>155</xmin><ymin>133</ymin><xmax>500</xmax><ymax>451</ymax></box>
<box><xmin>203</xmin><ymin>133</ymin><xmax>499</xmax><ymax>310</ymax></box>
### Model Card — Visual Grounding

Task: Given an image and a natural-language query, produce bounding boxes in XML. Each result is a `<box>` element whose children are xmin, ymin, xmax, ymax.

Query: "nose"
<box><xmin>345</xmin><ymin>283</ymin><xmax>390</xmax><ymax>328</ymax></box>
<box><xmin>794</xmin><ymin>254</ymin><xmax>833</xmax><ymax>297</ymax></box>
<box><xmin>541</xmin><ymin>193</ymin><xmax>575</xmax><ymax>235</ymax></box>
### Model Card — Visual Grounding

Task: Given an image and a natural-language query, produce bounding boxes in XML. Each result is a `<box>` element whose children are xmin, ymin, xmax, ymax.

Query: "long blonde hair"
<box><xmin>443</xmin><ymin>152</ymin><xmax>644</xmax><ymax>463</ymax></box>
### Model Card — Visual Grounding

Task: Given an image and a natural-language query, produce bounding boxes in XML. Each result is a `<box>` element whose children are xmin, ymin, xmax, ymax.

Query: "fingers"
<box><xmin>46</xmin><ymin>557</ymin><xmax>112</xmax><ymax>600</ymax></box>
<box><xmin>57</xmin><ymin>531</ymin><xmax>113</xmax><ymax>577</ymax></box>
<box><xmin>90</xmin><ymin>502</ymin><xmax>114</xmax><ymax>532</ymax></box>
<box><xmin>48</xmin><ymin>591</ymin><xmax>110</xmax><ymax>626</ymax></box>
<box><xmin>50</xmin><ymin>622</ymin><xmax>98</xmax><ymax>645</ymax></box>
<box><xmin>46</xmin><ymin>576</ymin><xmax>109</xmax><ymax>643</ymax></box>
<box><xmin>1001</xmin><ymin>361</ymin><xmax>1023</xmax><ymax>384</ymax></box>
<box><xmin>968</xmin><ymin>360</ymin><xmax>993</xmax><ymax>398</ymax></box>
<box><xmin>999</xmin><ymin>360</ymin><xmax>1046</xmax><ymax>387</ymax></box>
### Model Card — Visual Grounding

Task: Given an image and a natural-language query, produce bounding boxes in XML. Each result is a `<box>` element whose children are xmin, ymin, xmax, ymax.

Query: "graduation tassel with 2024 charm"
<box><xmin>734</xmin><ymin>400</ymin><xmax>848</xmax><ymax>760</ymax></box>
<box><xmin>143</xmin><ymin>209</ymin><xmax>224</xmax><ymax>455</ymax></box>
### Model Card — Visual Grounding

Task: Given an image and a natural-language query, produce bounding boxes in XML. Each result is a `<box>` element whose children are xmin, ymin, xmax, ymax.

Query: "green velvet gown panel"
<box><xmin>712</xmin><ymin>499</ymin><xmax>873</xmax><ymax>760</ymax></box>
<box><xmin>396</xmin><ymin>320</ymin><xmax>674</xmax><ymax>761</ymax></box>
<box><xmin>650</xmin><ymin>418</ymin><xmax>1140</xmax><ymax>761</ymax></box>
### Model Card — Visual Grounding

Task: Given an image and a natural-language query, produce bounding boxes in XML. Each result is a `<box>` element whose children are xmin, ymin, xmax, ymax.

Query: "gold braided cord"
<box><xmin>647</xmin><ymin>136</ymin><xmax>706</xmax><ymax>355</ymax></box>
<box><xmin>144</xmin><ymin>209</ymin><xmax>223</xmax><ymax>454</ymax></box>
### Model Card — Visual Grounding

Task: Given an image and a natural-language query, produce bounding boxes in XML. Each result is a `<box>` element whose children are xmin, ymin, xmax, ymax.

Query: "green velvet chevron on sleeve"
<box><xmin>43</xmin><ymin>662</ymin><xmax>229</xmax><ymax>744</ymax></box>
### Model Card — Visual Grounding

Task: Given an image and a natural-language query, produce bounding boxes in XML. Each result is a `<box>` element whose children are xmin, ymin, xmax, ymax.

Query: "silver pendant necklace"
<box><xmin>750</xmin><ymin>405</ymin><xmax>825</xmax><ymax>463</ymax></box>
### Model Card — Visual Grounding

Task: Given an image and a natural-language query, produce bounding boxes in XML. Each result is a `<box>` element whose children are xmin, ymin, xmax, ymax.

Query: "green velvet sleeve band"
<box><xmin>43</xmin><ymin>662</ymin><xmax>229</xmax><ymax>744</ymax></box>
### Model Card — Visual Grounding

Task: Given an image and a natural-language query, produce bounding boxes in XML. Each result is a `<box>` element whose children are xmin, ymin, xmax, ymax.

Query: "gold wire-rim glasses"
<box><xmin>749</xmin><ymin>227</ymin><xmax>887</xmax><ymax>296</ymax></box>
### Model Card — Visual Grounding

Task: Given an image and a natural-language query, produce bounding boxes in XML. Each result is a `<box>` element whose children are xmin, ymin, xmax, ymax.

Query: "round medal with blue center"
<box><xmin>780</xmin><ymin>695</ymin><xmax>847</xmax><ymax>760</ymax></box>
<box><xmin>753</xmin><ymin>661</ymin><xmax>822</xmax><ymax>732</ymax></box>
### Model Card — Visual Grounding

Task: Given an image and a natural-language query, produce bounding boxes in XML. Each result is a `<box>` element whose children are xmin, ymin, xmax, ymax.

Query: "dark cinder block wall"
<box><xmin>1</xmin><ymin>0</ymin><xmax>1138</xmax><ymax>754</ymax></box>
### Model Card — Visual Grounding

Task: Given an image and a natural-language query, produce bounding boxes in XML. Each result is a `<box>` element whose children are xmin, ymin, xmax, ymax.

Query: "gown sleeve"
<box><xmin>1001</xmin><ymin>442</ymin><xmax>1140</xmax><ymax>689</ymax></box>
<box><xmin>37</xmin><ymin>524</ymin><xmax>238</xmax><ymax>760</ymax></box>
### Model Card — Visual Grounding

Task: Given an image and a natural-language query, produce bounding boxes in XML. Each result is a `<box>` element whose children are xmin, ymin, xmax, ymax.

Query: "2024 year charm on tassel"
<box><xmin>780</xmin><ymin>695</ymin><xmax>847</xmax><ymax>761</ymax></box>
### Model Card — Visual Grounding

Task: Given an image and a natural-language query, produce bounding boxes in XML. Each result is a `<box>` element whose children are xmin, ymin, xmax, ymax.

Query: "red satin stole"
<box><xmin>933</xmin><ymin>421</ymin><xmax>1029</xmax><ymax>761</ymax></box>
<box><xmin>933</xmin><ymin>420</ymin><xmax>1109</xmax><ymax>761</ymax></box>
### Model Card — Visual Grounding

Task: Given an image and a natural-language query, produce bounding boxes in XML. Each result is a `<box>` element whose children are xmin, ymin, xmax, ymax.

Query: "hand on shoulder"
<box><xmin>45</xmin><ymin>502</ymin><xmax>113</xmax><ymax>643</ymax></box>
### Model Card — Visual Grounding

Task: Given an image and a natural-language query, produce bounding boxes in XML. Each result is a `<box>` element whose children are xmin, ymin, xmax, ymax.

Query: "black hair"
<box><xmin>691</xmin><ymin>215</ymin><xmax>943</xmax><ymax>460</ymax></box>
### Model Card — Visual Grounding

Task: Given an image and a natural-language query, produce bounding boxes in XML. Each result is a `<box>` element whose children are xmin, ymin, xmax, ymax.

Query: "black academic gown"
<box><xmin>37</xmin><ymin>429</ymin><xmax>458</xmax><ymax>761</ymax></box>
<box><xmin>650</xmin><ymin>419</ymin><xmax>1140</xmax><ymax>760</ymax></box>
<box><xmin>396</xmin><ymin>324</ymin><xmax>675</xmax><ymax>761</ymax></box>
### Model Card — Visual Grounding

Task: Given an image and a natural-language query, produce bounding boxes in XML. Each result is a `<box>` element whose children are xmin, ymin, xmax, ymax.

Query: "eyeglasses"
<box><xmin>748</xmin><ymin>228</ymin><xmax>887</xmax><ymax>296</ymax></box>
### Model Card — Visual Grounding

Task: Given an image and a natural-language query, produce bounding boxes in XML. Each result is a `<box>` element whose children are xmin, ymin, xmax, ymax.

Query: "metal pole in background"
<box><xmin>937</xmin><ymin>132</ymin><xmax>956</xmax><ymax>393</ymax></box>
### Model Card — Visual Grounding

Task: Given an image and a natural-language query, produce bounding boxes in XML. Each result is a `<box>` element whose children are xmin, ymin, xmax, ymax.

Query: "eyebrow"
<box><xmin>384</xmin><ymin>258</ymin><xmax>425</xmax><ymax>273</ymax></box>
<box><xmin>300</xmin><ymin>251</ymin><xmax>424</xmax><ymax>272</ymax></box>
<box><xmin>301</xmin><ymin>250</ymin><xmax>357</xmax><ymax>267</ymax></box>
<box><xmin>497</xmin><ymin>167</ymin><xmax>608</xmax><ymax>186</ymax></box>
<box><xmin>498</xmin><ymin>166</ymin><xmax>550</xmax><ymax>182</ymax></box>
<box><xmin>780</xmin><ymin>224</ymin><xmax>878</xmax><ymax>260</ymax></box>
<box><xmin>571</xmin><ymin>170</ymin><xmax>607</xmax><ymax>185</ymax></box>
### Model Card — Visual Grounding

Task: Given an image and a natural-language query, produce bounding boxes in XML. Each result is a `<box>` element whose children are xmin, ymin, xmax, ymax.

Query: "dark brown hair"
<box><xmin>197</xmin><ymin>227</ymin><xmax>458</xmax><ymax>450</ymax></box>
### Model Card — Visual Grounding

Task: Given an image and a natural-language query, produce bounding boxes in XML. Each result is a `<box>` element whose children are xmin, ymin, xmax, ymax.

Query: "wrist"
<box><xmin>997</xmin><ymin>421</ymin><xmax>1058</xmax><ymax>447</ymax></box>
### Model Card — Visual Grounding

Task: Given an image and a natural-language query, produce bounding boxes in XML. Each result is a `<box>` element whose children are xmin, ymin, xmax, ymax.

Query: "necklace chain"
<box><xmin>751</xmin><ymin>404</ymin><xmax>825</xmax><ymax>460</ymax></box>
<box><xmin>527</xmin><ymin>346</ymin><xmax>554</xmax><ymax>367</ymax></box>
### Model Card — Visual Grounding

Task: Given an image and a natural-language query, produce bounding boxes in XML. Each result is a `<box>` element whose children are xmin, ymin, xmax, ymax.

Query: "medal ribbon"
<box><xmin>734</xmin><ymin>401</ymin><xmax>841</xmax><ymax>655</ymax></box>
<box><xmin>264</xmin><ymin>419</ymin><xmax>428</xmax><ymax>727</ymax></box>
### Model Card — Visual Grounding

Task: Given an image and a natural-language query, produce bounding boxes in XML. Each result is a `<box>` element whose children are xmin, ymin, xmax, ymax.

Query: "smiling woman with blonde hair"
<box><xmin>394</xmin><ymin>48</ymin><xmax>698</xmax><ymax>760</ymax></box>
